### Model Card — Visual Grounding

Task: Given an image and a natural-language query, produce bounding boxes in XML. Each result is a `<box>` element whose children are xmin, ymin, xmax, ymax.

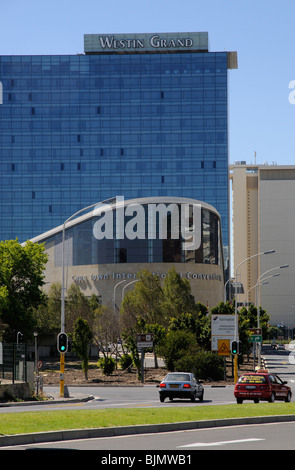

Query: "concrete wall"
<box><xmin>259</xmin><ymin>177</ymin><xmax>295</xmax><ymax>326</ymax></box>
<box><xmin>44</xmin><ymin>258</ymin><xmax>225</xmax><ymax>309</ymax></box>
<box><xmin>0</xmin><ymin>383</ymin><xmax>31</xmax><ymax>401</ymax></box>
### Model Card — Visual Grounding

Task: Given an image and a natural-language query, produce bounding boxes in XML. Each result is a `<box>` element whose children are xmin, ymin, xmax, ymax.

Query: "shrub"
<box><xmin>158</xmin><ymin>329</ymin><xmax>197</xmax><ymax>371</ymax></box>
<box><xmin>98</xmin><ymin>356</ymin><xmax>116</xmax><ymax>375</ymax></box>
<box><xmin>196</xmin><ymin>351</ymin><xmax>224</xmax><ymax>380</ymax></box>
<box><xmin>119</xmin><ymin>354</ymin><xmax>133</xmax><ymax>372</ymax></box>
<box><xmin>175</xmin><ymin>350</ymin><xmax>224</xmax><ymax>381</ymax></box>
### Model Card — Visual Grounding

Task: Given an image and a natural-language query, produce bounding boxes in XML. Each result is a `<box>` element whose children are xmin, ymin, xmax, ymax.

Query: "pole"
<box><xmin>234</xmin><ymin>355</ymin><xmax>238</xmax><ymax>383</ymax></box>
<box><xmin>234</xmin><ymin>250</ymin><xmax>275</xmax><ymax>383</ymax></box>
<box><xmin>34</xmin><ymin>332</ymin><xmax>38</xmax><ymax>393</ymax></box>
<box><xmin>60</xmin><ymin>197</ymin><xmax>116</xmax><ymax>397</ymax></box>
<box><xmin>60</xmin><ymin>353</ymin><xmax>65</xmax><ymax>398</ymax></box>
<box><xmin>122</xmin><ymin>279</ymin><xmax>139</xmax><ymax>301</ymax></box>
<box><xmin>141</xmin><ymin>347</ymin><xmax>145</xmax><ymax>384</ymax></box>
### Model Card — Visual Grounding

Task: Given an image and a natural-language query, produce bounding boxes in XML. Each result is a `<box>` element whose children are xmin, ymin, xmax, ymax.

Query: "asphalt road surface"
<box><xmin>2</xmin><ymin>346</ymin><xmax>295</xmax><ymax>452</ymax></box>
<box><xmin>4</xmin><ymin>421</ymin><xmax>295</xmax><ymax>450</ymax></box>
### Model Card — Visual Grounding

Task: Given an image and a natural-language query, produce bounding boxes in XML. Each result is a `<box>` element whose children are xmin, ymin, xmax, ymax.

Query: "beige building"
<box><xmin>230</xmin><ymin>163</ymin><xmax>294</xmax><ymax>326</ymax></box>
<box><xmin>30</xmin><ymin>197</ymin><xmax>225</xmax><ymax>312</ymax></box>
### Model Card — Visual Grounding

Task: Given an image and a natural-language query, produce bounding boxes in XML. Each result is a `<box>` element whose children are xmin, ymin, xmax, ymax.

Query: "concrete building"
<box><xmin>230</xmin><ymin>163</ymin><xmax>294</xmax><ymax>327</ymax></box>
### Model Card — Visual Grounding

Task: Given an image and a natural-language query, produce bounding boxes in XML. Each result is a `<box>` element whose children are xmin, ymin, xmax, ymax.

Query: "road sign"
<box><xmin>248</xmin><ymin>328</ymin><xmax>262</xmax><ymax>343</ymax></box>
<box><xmin>218</xmin><ymin>339</ymin><xmax>230</xmax><ymax>356</ymax></box>
<box><xmin>137</xmin><ymin>333</ymin><xmax>154</xmax><ymax>348</ymax></box>
<box><xmin>211</xmin><ymin>314</ymin><xmax>238</xmax><ymax>351</ymax></box>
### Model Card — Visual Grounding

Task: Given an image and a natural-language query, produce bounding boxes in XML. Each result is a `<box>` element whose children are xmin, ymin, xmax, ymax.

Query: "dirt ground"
<box><xmin>40</xmin><ymin>355</ymin><xmax>255</xmax><ymax>387</ymax></box>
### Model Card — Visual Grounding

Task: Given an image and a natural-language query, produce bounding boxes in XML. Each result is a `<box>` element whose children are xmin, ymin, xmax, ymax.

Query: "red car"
<box><xmin>234</xmin><ymin>370</ymin><xmax>292</xmax><ymax>404</ymax></box>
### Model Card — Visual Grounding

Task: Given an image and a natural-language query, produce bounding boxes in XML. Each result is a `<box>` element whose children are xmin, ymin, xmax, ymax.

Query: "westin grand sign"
<box><xmin>84</xmin><ymin>32</ymin><xmax>208</xmax><ymax>54</ymax></box>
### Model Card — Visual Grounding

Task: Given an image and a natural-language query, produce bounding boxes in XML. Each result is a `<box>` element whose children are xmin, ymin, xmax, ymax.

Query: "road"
<box><xmin>2</xmin><ymin>346</ymin><xmax>295</xmax><ymax>451</ymax></box>
<box><xmin>7</xmin><ymin>421</ymin><xmax>295</xmax><ymax>450</ymax></box>
<box><xmin>1</xmin><ymin>345</ymin><xmax>294</xmax><ymax>414</ymax></box>
<box><xmin>0</xmin><ymin>383</ymin><xmax>236</xmax><ymax>413</ymax></box>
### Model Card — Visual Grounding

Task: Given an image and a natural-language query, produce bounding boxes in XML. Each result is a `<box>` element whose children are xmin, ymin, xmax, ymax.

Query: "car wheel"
<box><xmin>268</xmin><ymin>392</ymin><xmax>275</xmax><ymax>403</ymax></box>
<box><xmin>160</xmin><ymin>396</ymin><xmax>165</xmax><ymax>402</ymax></box>
<box><xmin>254</xmin><ymin>398</ymin><xmax>259</xmax><ymax>403</ymax></box>
<box><xmin>191</xmin><ymin>391</ymin><xmax>196</xmax><ymax>402</ymax></box>
<box><xmin>236</xmin><ymin>398</ymin><xmax>243</xmax><ymax>404</ymax></box>
<box><xmin>199</xmin><ymin>391</ymin><xmax>204</xmax><ymax>402</ymax></box>
<box><xmin>285</xmin><ymin>391</ymin><xmax>291</xmax><ymax>403</ymax></box>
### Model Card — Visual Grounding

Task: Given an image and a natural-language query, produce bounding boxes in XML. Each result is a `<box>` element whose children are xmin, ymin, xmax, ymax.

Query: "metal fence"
<box><xmin>0</xmin><ymin>343</ymin><xmax>27</xmax><ymax>383</ymax></box>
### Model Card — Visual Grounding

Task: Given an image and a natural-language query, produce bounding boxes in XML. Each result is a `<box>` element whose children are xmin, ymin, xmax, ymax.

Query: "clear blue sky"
<box><xmin>1</xmin><ymin>0</ymin><xmax>295</xmax><ymax>166</ymax></box>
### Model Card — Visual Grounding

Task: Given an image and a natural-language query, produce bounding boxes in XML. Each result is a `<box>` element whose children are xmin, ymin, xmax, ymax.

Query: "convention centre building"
<box><xmin>30</xmin><ymin>197</ymin><xmax>225</xmax><ymax>308</ymax></box>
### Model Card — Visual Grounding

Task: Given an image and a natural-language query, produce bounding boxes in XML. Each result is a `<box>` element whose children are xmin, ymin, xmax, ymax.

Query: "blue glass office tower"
<box><xmin>0</xmin><ymin>32</ymin><xmax>237</xmax><ymax>269</ymax></box>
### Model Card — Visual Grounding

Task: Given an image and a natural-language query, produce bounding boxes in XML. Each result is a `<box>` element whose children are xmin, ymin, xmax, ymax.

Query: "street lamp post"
<box><xmin>122</xmin><ymin>279</ymin><xmax>139</xmax><ymax>301</ymax></box>
<box><xmin>246</xmin><ymin>281</ymin><xmax>269</xmax><ymax>307</ymax></box>
<box><xmin>112</xmin><ymin>279</ymin><xmax>127</xmax><ymax>315</ymax></box>
<box><xmin>254</xmin><ymin>270</ymin><xmax>282</xmax><ymax>368</ymax></box>
<box><xmin>255</xmin><ymin>273</ymin><xmax>280</xmax><ymax>327</ymax></box>
<box><xmin>234</xmin><ymin>249</ymin><xmax>275</xmax><ymax>383</ymax></box>
<box><xmin>61</xmin><ymin>197</ymin><xmax>116</xmax><ymax>332</ymax></box>
<box><xmin>256</xmin><ymin>264</ymin><xmax>289</xmax><ymax>308</ymax></box>
<box><xmin>224</xmin><ymin>277</ymin><xmax>235</xmax><ymax>303</ymax></box>
<box><xmin>60</xmin><ymin>197</ymin><xmax>116</xmax><ymax>397</ymax></box>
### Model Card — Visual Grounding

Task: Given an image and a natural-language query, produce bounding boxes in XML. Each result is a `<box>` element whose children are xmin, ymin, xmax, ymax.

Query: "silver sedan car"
<box><xmin>158</xmin><ymin>372</ymin><xmax>204</xmax><ymax>402</ymax></box>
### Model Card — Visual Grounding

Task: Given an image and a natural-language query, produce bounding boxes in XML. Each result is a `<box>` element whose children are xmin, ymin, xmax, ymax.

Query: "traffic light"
<box><xmin>231</xmin><ymin>340</ymin><xmax>238</xmax><ymax>355</ymax></box>
<box><xmin>238</xmin><ymin>341</ymin><xmax>242</xmax><ymax>355</ymax></box>
<box><xmin>57</xmin><ymin>332</ymin><xmax>68</xmax><ymax>353</ymax></box>
<box><xmin>231</xmin><ymin>340</ymin><xmax>242</xmax><ymax>355</ymax></box>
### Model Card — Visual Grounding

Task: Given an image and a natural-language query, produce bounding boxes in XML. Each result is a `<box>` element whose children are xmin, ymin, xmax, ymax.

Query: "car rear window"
<box><xmin>238</xmin><ymin>375</ymin><xmax>267</xmax><ymax>384</ymax></box>
<box><xmin>166</xmin><ymin>374</ymin><xmax>190</xmax><ymax>381</ymax></box>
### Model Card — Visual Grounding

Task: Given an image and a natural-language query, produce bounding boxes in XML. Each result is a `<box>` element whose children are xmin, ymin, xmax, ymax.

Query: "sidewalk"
<box><xmin>0</xmin><ymin>388</ymin><xmax>95</xmax><ymax>407</ymax></box>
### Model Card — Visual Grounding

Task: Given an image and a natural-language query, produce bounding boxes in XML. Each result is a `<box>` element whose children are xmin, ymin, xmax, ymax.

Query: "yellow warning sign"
<box><xmin>218</xmin><ymin>339</ymin><xmax>230</xmax><ymax>356</ymax></box>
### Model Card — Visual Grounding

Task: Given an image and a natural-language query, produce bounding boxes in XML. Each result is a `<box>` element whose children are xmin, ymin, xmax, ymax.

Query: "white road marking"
<box><xmin>178</xmin><ymin>438</ymin><xmax>265</xmax><ymax>447</ymax></box>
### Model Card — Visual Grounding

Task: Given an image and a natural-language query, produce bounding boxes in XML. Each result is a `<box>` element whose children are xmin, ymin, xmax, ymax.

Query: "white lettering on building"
<box><xmin>149</xmin><ymin>35</ymin><xmax>193</xmax><ymax>49</ymax></box>
<box><xmin>98</xmin><ymin>35</ymin><xmax>194</xmax><ymax>51</ymax></box>
<box><xmin>99</xmin><ymin>36</ymin><xmax>144</xmax><ymax>49</ymax></box>
<box><xmin>71</xmin><ymin>271</ymin><xmax>221</xmax><ymax>283</ymax></box>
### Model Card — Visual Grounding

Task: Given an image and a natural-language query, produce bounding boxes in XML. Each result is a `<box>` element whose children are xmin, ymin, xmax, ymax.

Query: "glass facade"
<box><xmin>0</xmin><ymin>47</ymin><xmax>230</xmax><ymax>262</ymax></box>
<box><xmin>42</xmin><ymin>203</ymin><xmax>222</xmax><ymax>268</ymax></box>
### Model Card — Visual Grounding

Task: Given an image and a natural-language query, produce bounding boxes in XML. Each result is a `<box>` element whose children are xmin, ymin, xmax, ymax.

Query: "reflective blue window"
<box><xmin>45</xmin><ymin>205</ymin><xmax>221</xmax><ymax>267</ymax></box>
<box><xmin>0</xmin><ymin>51</ymin><xmax>229</xmax><ymax>262</ymax></box>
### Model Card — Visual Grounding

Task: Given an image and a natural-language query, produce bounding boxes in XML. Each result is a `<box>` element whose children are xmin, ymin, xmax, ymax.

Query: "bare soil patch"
<box><xmin>40</xmin><ymin>356</ymin><xmax>255</xmax><ymax>386</ymax></box>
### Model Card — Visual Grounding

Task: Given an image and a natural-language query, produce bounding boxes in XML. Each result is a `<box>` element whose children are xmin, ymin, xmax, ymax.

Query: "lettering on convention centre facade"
<box><xmin>71</xmin><ymin>272</ymin><xmax>222</xmax><ymax>283</ymax></box>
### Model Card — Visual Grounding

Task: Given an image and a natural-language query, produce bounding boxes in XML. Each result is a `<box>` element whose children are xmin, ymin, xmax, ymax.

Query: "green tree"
<box><xmin>0</xmin><ymin>239</ymin><xmax>48</xmax><ymax>341</ymax></box>
<box><xmin>169</xmin><ymin>304</ymin><xmax>211</xmax><ymax>351</ymax></box>
<box><xmin>238</xmin><ymin>304</ymin><xmax>270</xmax><ymax>355</ymax></box>
<box><xmin>65</xmin><ymin>284</ymin><xmax>93</xmax><ymax>333</ymax></box>
<box><xmin>161</xmin><ymin>267</ymin><xmax>197</xmax><ymax>321</ymax></box>
<box><xmin>210</xmin><ymin>300</ymin><xmax>235</xmax><ymax>316</ymax></box>
<box><xmin>121</xmin><ymin>328</ymin><xmax>142</xmax><ymax>380</ymax></box>
<box><xmin>71</xmin><ymin>317</ymin><xmax>92</xmax><ymax>380</ymax></box>
<box><xmin>92</xmin><ymin>305</ymin><xmax>120</xmax><ymax>359</ymax></box>
<box><xmin>120</xmin><ymin>270</ymin><xmax>164</xmax><ymax>370</ymax></box>
<box><xmin>136</xmin><ymin>318</ymin><xmax>166</xmax><ymax>368</ymax></box>
<box><xmin>34</xmin><ymin>282</ymin><xmax>61</xmax><ymax>335</ymax></box>
<box><xmin>158</xmin><ymin>329</ymin><xmax>197</xmax><ymax>371</ymax></box>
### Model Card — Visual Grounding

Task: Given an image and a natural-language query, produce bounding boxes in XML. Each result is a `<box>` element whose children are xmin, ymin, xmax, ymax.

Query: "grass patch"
<box><xmin>1</xmin><ymin>402</ymin><xmax>295</xmax><ymax>436</ymax></box>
